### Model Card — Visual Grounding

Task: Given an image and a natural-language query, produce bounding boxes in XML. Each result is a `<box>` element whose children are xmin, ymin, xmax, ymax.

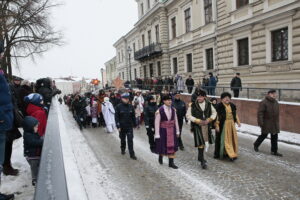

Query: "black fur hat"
<box><xmin>220</xmin><ymin>92</ymin><xmax>232</xmax><ymax>99</ymax></box>
<box><xmin>194</xmin><ymin>89</ymin><xmax>207</xmax><ymax>97</ymax></box>
<box><xmin>162</xmin><ymin>94</ymin><xmax>172</xmax><ymax>101</ymax></box>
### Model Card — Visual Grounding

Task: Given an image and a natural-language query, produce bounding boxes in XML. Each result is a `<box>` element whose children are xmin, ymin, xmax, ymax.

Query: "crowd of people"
<box><xmin>0</xmin><ymin>69</ymin><xmax>61</xmax><ymax>200</ymax></box>
<box><xmin>64</xmin><ymin>84</ymin><xmax>281</xmax><ymax>171</ymax></box>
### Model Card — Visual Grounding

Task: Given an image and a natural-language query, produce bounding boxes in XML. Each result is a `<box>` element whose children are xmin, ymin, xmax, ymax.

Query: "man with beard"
<box><xmin>187</xmin><ymin>90</ymin><xmax>216</xmax><ymax>169</ymax></box>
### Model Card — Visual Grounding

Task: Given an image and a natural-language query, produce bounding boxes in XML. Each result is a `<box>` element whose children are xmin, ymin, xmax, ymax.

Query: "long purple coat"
<box><xmin>155</xmin><ymin>106</ymin><xmax>178</xmax><ymax>155</ymax></box>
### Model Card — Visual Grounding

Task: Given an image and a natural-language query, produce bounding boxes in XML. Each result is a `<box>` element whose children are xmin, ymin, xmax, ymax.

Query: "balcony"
<box><xmin>134</xmin><ymin>43</ymin><xmax>162</xmax><ymax>61</ymax></box>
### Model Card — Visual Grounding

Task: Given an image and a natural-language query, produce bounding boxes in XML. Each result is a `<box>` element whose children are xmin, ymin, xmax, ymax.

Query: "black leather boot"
<box><xmin>168</xmin><ymin>158</ymin><xmax>178</xmax><ymax>169</ymax></box>
<box><xmin>159</xmin><ymin>155</ymin><xmax>163</xmax><ymax>165</ymax></box>
<box><xmin>198</xmin><ymin>148</ymin><xmax>207</xmax><ymax>169</ymax></box>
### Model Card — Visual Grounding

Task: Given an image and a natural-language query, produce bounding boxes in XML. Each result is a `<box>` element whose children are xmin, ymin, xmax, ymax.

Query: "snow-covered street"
<box><xmin>60</xmin><ymin>104</ymin><xmax>300</xmax><ymax>200</ymax></box>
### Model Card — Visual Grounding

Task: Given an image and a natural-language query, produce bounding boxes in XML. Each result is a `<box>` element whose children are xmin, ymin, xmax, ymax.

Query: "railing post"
<box><xmin>247</xmin><ymin>88</ymin><xmax>250</xmax><ymax>99</ymax></box>
<box><xmin>278</xmin><ymin>89</ymin><xmax>281</xmax><ymax>101</ymax></box>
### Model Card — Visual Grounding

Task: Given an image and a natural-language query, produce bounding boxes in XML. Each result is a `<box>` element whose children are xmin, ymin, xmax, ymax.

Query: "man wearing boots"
<box><xmin>254</xmin><ymin>90</ymin><xmax>282</xmax><ymax>156</ymax></box>
<box><xmin>115</xmin><ymin>93</ymin><xmax>137</xmax><ymax>160</ymax></box>
<box><xmin>173</xmin><ymin>92</ymin><xmax>187</xmax><ymax>150</ymax></box>
<box><xmin>144</xmin><ymin>96</ymin><xmax>158</xmax><ymax>153</ymax></box>
<box><xmin>155</xmin><ymin>94</ymin><xmax>180</xmax><ymax>169</ymax></box>
<box><xmin>187</xmin><ymin>90</ymin><xmax>216</xmax><ymax>169</ymax></box>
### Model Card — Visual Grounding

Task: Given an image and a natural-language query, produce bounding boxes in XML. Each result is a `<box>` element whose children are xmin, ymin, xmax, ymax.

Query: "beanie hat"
<box><xmin>24</xmin><ymin>93</ymin><xmax>43</xmax><ymax>106</ymax></box>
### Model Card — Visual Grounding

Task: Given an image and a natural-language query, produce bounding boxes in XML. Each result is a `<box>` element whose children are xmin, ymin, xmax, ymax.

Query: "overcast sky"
<box><xmin>14</xmin><ymin>0</ymin><xmax>137</xmax><ymax>80</ymax></box>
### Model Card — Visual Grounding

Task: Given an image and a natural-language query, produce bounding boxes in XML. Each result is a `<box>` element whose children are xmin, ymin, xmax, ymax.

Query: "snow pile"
<box><xmin>0</xmin><ymin>137</ymin><xmax>34</xmax><ymax>200</ymax></box>
<box><xmin>237</xmin><ymin>124</ymin><xmax>300</xmax><ymax>145</ymax></box>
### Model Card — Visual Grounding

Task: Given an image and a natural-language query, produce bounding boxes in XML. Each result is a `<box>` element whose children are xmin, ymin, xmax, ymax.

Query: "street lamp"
<box><xmin>101</xmin><ymin>68</ymin><xmax>104</xmax><ymax>89</ymax></box>
<box><xmin>127</xmin><ymin>46</ymin><xmax>132</xmax><ymax>84</ymax></box>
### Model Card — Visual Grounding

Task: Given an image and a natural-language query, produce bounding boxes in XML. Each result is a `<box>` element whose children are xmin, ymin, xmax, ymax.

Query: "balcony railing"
<box><xmin>134</xmin><ymin>43</ymin><xmax>162</xmax><ymax>61</ymax></box>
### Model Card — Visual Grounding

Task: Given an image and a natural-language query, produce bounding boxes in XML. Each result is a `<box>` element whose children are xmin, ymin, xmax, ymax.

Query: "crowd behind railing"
<box><xmin>0</xmin><ymin>69</ymin><xmax>61</xmax><ymax>199</ymax></box>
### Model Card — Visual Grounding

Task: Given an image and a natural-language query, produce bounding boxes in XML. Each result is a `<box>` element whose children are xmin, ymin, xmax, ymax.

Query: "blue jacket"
<box><xmin>23</xmin><ymin>116</ymin><xmax>43</xmax><ymax>157</ymax></box>
<box><xmin>208</xmin><ymin>76</ymin><xmax>217</xmax><ymax>87</ymax></box>
<box><xmin>0</xmin><ymin>74</ymin><xmax>13</xmax><ymax>131</ymax></box>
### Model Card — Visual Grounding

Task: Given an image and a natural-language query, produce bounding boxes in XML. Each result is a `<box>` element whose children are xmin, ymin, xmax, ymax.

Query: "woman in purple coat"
<box><xmin>155</xmin><ymin>94</ymin><xmax>180</xmax><ymax>169</ymax></box>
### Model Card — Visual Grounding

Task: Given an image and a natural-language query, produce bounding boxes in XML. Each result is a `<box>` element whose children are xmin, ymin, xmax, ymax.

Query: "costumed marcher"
<box><xmin>186</xmin><ymin>90</ymin><xmax>217</xmax><ymax>169</ymax></box>
<box><xmin>215</xmin><ymin>92</ymin><xmax>241</xmax><ymax>161</ymax></box>
<box><xmin>22</xmin><ymin>116</ymin><xmax>43</xmax><ymax>186</ymax></box>
<box><xmin>173</xmin><ymin>92</ymin><xmax>187</xmax><ymax>150</ymax></box>
<box><xmin>115</xmin><ymin>93</ymin><xmax>137</xmax><ymax>160</ymax></box>
<box><xmin>254</xmin><ymin>90</ymin><xmax>282</xmax><ymax>156</ymax></box>
<box><xmin>155</xmin><ymin>94</ymin><xmax>180</xmax><ymax>169</ymax></box>
<box><xmin>102</xmin><ymin>97</ymin><xmax>116</xmax><ymax>133</ymax></box>
<box><xmin>97</xmin><ymin>90</ymin><xmax>106</xmax><ymax>127</ymax></box>
<box><xmin>132</xmin><ymin>91</ymin><xmax>144</xmax><ymax>128</ymax></box>
<box><xmin>144</xmin><ymin>95</ymin><xmax>158</xmax><ymax>152</ymax></box>
<box><xmin>91</xmin><ymin>100</ymin><xmax>99</xmax><ymax>128</ymax></box>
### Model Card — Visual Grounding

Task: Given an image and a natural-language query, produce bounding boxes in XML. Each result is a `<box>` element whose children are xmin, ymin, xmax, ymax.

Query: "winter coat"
<box><xmin>173</xmin><ymin>99</ymin><xmax>186</xmax><ymax>122</ymax></box>
<box><xmin>23</xmin><ymin>116</ymin><xmax>43</xmax><ymax>157</ymax></box>
<box><xmin>185</xmin><ymin>78</ymin><xmax>195</xmax><ymax>87</ymax></box>
<box><xmin>115</xmin><ymin>102</ymin><xmax>136</xmax><ymax>131</ymax></box>
<box><xmin>144</xmin><ymin>103</ymin><xmax>158</xmax><ymax>128</ymax></box>
<box><xmin>110</xmin><ymin>96</ymin><xmax>120</xmax><ymax>108</ymax></box>
<box><xmin>176</xmin><ymin>77</ymin><xmax>185</xmax><ymax>91</ymax></box>
<box><xmin>0</xmin><ymin>74</ymin><xmax>14</xmax><ymax>131</ymax></box>
<box><xmin>230</xmin><ymin>77</ymin><xmax>242</xmax><ymax>90</ymax></box>
<box><xmin>208</xmin><ymin>76</ymin><xmax>217</xmax><ymax>87</ymax></box>
<box><xmin>257</xmin><ymin>96</ymin><xmax>280</xmax><ymax>134</ymax></box>
<box><xmin>26</xmin><ymin>103</ymin><xmax>47</xmax><ymax>136</ymax></box>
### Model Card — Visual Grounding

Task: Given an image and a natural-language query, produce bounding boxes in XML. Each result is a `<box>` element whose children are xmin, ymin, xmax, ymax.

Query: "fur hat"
<box><xmin>162</xmin><ymin>94</ymin><xmax>172</xmax><ymax>101</ymax></box>
<box><xmin>220</xmin><ymin>92</ymin><xmax>232</xmax><ymax>99</ymax></box>
<box><xmin>194</xmin><ymin>89</ymin><xmax>207</xmax><ymax>97</ymax></box>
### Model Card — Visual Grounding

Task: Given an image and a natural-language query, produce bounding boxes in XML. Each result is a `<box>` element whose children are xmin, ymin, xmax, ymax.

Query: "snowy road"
<box><xmin>61</xmin><ymin>105</ymin><xmax>300</xmax><ymax>200</ymax></box>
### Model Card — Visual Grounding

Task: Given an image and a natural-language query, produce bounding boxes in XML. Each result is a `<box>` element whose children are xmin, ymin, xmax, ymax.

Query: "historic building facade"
<box><xmin>107</xmin><ymin>0</ymin><xmax>300</xmax><ymax>89</ymax></box>
<box><xmin>104</xmin><ymin>57</ymin><xmax>117</xmax><ymax>86</ymax></box>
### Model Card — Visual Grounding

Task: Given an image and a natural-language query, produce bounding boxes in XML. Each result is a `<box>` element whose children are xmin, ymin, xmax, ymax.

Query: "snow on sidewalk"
<box><xmin>237</xmin><ymin>123</ymin><xmax>300</xmax><ymax>146</ymax></box>
<box><xmin>0</xmin><ymin>137</ymin><xmax>34</xmax><ymax>200</ymax></box>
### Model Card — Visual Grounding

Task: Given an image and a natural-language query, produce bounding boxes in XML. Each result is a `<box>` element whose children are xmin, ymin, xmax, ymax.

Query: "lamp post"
<box><xmin>101</xmin><ymin>68</ymin><xmax>104</xmax><ymax>89</ymax></box>
<box><xmin>127</xmin><ymin>46</ymin><xmax>132</xmax><ymax>85</ymax></box>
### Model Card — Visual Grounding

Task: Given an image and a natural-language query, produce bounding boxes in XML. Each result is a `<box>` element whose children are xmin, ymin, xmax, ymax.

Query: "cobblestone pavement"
<box><xmin>63</xmin><ymin>110</ymin><xmax>300</xmax><ymax>200</ymax></box>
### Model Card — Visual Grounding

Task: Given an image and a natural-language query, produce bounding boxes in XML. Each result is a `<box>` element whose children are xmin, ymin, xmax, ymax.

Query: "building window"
<box><xmin>118</xmin><ymin>52</ymin><xmax>120</xmax><ymax>63</ymax></box>
<box><xmin>148</xmin><ymin>30</ymin><xmax>152</xmax><ymax>45</ymax></box>
<box><xmin>147</xmin><ymin>0</ymin><xmax>150</xmax><ymax>9</ymax></box>
<box><xmin>171</xmin><ymin>17</ymin><xmax>176</xmax><ymax>39</ymax></box>
<box><xmin>186</xmin><ymin>54</ymin><xmax>193</xmax><ymax>72</ymax></box>
<box><xmin>143</xmin><ymin>65</ymin><xmax>147</xmax><ymax>78</ymax></box>
<box><xmin>149</xmin><ymin>63</ymin><xmax>154</xmax><ymax>77</ymax></box>
<box><xmin>206</xmin><ymin>48</ymin><xmax>214</xmax><ymax>70</ymax></box>
<box><xmin>271</xmin><ymin>27</ymin><xmax>288</xmax><ymax>62</ymax></box>
<box><xmin>141</xmin><ymin>3</ymin><xmax>144</xmax><ymax>15</ymax></box>
<box><xmin>173</xmin><ymin>57</ymin><xmax>178</xmax><ymax>74</ymax></box>
<box><xmin>155</xmin><ymin>25</ymin><xmax>160</xmax><ymax>43</ymax></box>
<box><xmin>142</xmin><ymin>34</ymin><xmax>145</xmax><ymax>48</ymax></box>
<box><xmin>237</xmin><ymin>38</ymin><xmax>249</xmax><ymax>66</ymax></box>
<box><xmin>184</xmin><ymin>8</ymin><xmax>191</xmax><ymax>33</ymax></box>
<box><xmin>204</xmin><ymin>0</ymin><xmax>213</xmax><ymax>24</ymax></box>
<box><xmin>157</xmin><ymin>61</ymin><xmax>161</xmax><ymax>76</ymax></box>
<box><xmin>236</xmin><ymin>0</ymin><xmax>249</xmax><ymax>9</ymax></box>
<box><xmin>134</xmin><ymin>68</ymin><xmax>137</xmax><ymax>79</ymax></box>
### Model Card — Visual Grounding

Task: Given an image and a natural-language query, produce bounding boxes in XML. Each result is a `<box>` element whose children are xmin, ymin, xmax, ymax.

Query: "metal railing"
<box><xmin>120</xmin><ymin>82</ymin><xmax>300</xmax><ymax>102</ymax></box>
<box><xmin>134</xmin><ymin>43</ymin><xmax>162</xmax><ymax>61</ymax></box>
<box><xmin>34</xmin><ymin>99</ymin><xmax>69</xmax><ymax>200</ymax></box>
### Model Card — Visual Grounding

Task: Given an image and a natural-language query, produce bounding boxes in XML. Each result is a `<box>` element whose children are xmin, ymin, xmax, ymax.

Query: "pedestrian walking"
<box><xmin>173</xmin><ymin>92</ymin><xmax>187</xmax><ymax>150</ymax></box>
<box><xmin>254</xmin><ymin>90</ymin><xmax>282</xmax><ymax>156</ymax></box>
<box><xmin>102</xmin><ymin>97</ymin><xmax>116</xmax><ymax>133</ymax></box>
<box><xmin>215</xmin><ymin>92</ymin><xmax>241</xmax><ymax>161</ymax></box>
<box><xmin>230</xmin><ymin>73</ymin><xmax>242</xmax><ymax>98</ymax></box>
<box><xmin>155</xmin><ymin>94</ymin><xmax>180</xmax><ymax>169</ymax></box>
<box><xmin>115</xmin><ymin>93</ymin><xmax>137</xmax><ymax>160</ymax></box>
<box><xmin>186</xmin><ymin>90</ymin><xmax>217</xmax><ymax>169</ymax></box>
<box><xmin>144</xmin><ymin>95</ymin><xmax>158</xmax><ymax>153</ymax></box>
<box><xmin>185</xmin><ymin>75</ymin><xmax>195</xmax><ymax>94</ymax></box>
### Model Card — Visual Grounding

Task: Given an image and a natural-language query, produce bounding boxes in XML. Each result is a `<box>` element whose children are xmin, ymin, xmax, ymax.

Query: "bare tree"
<box><xmin>0</xmin><ymin>0</ymin><xmax>63</xmax><ymax>78</ymax></box>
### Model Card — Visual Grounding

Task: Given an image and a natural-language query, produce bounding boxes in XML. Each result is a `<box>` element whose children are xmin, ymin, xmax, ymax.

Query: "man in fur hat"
<box><xmin>187</xmin><ymin>89</ymin><xmax>217</xmax><ymax>169</ymax></box>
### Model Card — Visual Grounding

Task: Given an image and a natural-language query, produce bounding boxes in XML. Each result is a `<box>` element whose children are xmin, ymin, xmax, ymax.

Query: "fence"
<box><xmin>122</xmin><ymin>83</ymin><xmax>300</xmax><ymax>102</ymax></box>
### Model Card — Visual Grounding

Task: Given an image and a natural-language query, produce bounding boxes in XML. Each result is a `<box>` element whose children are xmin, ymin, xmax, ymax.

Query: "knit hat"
<box><xmin>24</xmin><ymin>93</ymin><xmax>43</xmax><ymax>106</ymax></box>
<box><xmin>121</xmin><ymin>93</ymin><xmax>130</xmax><ymax>99</ymax></box>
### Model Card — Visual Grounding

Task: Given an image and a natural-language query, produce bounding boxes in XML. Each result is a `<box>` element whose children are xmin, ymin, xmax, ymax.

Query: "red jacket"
<box><xmin>26</xmin><ymin>103</ymin><xmax>47</xmax><ymax>136</ymax></box>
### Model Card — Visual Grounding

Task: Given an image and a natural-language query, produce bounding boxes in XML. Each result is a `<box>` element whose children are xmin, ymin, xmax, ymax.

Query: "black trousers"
<box><xmin>4</xmin><ymin>140</ymin><xmax>13</xmax><ymax>166</ymax></box>
<box><xmin>254</xmin><ymin>133</ymin><xmax>278</xmax><ymax>153</ymax></box>
<box><xmin>233</xmin><ymin>90</ymin><xmax>240</xmax><ymax>98</ymax></box>
<box><xmin>214</xmin><ymin>130</ymin><xmax>221</xmax><ymax>157</ymax></box>
<box><xmin>187</xmin><ymin>87</ymin><xmax>193</xmax><ymax>94</ymax></box>
<box><xmin>178</xmin><ymin>119</ymin><xmax>184</xmax><ymax>148</ymax></box>
<box><xmin>146</xmin><ymin>128</ymin><xmax>155</xmax><ymax>151</ymax></box>
<box><xmin>119</xmin><ymin>130</ymin><xmax>135</xmax><ymax>156</ymax></box>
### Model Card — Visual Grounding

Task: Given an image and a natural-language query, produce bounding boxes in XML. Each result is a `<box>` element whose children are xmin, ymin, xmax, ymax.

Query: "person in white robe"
<box><xmin>102</xmin><ymin>97</ymin><xmax>116</xmax><ymax>133</ymax></box>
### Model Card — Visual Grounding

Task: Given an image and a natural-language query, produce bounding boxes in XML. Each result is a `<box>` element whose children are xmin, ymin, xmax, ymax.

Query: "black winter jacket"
<box><xmin>115</xmin><ymin>102</ymin><xmax>136</xmax><ymax>131</ymax></box>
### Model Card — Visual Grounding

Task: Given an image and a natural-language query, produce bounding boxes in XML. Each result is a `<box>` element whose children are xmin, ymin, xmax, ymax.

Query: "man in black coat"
<box><xmin>230</xmin><ymin>73</ymin><xmax>242</xmax><ymax>98</ymax></box>
<box><xmin>36</xmin><ymin>78</ymin><xmax>61</xmax><ymax>109</ymax></box>
<box><xmin>185</xmin><ymin>75</ymin><xmax>195</xmax><ymax>94</ymax></box>
<box><xmin>115</xmin><ymin>93</ymin><xmax>137</xmax><ymax>160</ymax></box>
<box><xmin>109</xmin><ymin>92</ymin><xmax>120</xmax><ymax>108</ymax></box>
<box><xmin>144</xmin><ymin>95</ymin><xmax>158</xmax><ymax>152</ymax></box>
<box><xmin>173</xmin><ymin>92</ymin><xmax>187</xmax><ymax>150</ymax></box>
